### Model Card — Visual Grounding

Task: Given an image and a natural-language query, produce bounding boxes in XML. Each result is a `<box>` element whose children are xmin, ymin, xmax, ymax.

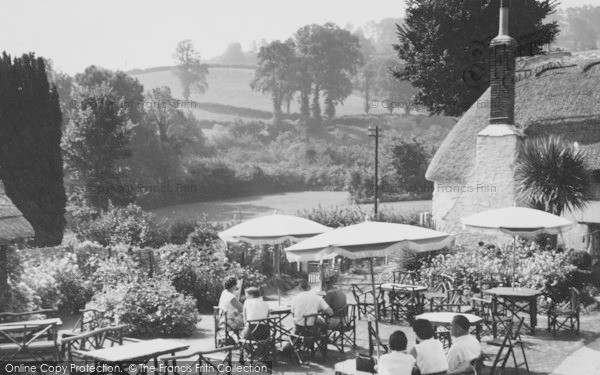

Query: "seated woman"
<box><xmin>241</xmin><ymin>287</ymin><xmax>270</xmax><ymax>340</ymax></box>
<box><xmin>218</xmin><ymin>276</ymin><xmax>244</xmax><ymax>331</ymax></box>
<box><xmin>409</xmin><ymin>319</ymin><xmax>449</xmax><ymax>375</ymax></box>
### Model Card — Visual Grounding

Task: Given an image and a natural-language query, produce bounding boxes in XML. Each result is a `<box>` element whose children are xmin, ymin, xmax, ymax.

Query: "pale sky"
<box><xmin>0</xmin><ymin>0</ymin><xmax>595</xmax><ymax>75</ymax></box>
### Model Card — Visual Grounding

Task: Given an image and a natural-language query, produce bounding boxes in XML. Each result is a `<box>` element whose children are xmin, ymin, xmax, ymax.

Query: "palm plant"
<box><xmin>516</xmin><ymin>135</ymin><xmax>591</xmax><ymax>216</ymax></box>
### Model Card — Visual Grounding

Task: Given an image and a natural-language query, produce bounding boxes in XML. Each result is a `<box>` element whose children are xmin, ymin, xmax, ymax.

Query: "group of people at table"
<box><xmin>218</xmin><ymin>275</ymin><xmax>481</xmax><ymax>375</ymax></box>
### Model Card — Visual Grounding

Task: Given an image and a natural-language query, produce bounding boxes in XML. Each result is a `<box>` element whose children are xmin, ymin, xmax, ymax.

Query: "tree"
<box><xmin>563</xmin><ymin>6</ymin><xmax>600</xmax><ymax>51</ymax></box>
<box><xmin>366</xmin><ymin>18</ymin><xmax>404</xmax><ymax>55</ymax></box>
<box><xmin>250</xmin><ymin>40</ymin><xmax>297</xmax><ymax>121</ymax></box>
<box><xmin>0</xmin><ymin>52</ymin><xmax>66</xmax><ymax>246</ymax></box>
<box><xmin>353</xmin><ymin>29</ymin><xmax>377</xmax><ymax>114</ymax></box>
<box><xmin>294</xmin><ymin>23</ymin><xmax>362</xmax><ymax>124</ymax></box>
<box><xmin>62</xmin><ymin>85</ymin><xmax>134</xmax><ymax>210</ymax></box>
<box><xmin>138</xmin><ymin>87</ymin><xmax>205</xmax><ymax>190</ymax></box>
<box><xmin>173</xmin><ymin>40</ymin><xmax>209</xmax><ymax>101</ymax></box>
<box><xmin>388</xmin><ymin>136</ymin><xmax>433</xmax><ymax>196</ymax></box>
<box><xmin>369</xmin><ymin>55</ymin><xmax>418</xmax><ymax>114</ymax></box>
<box><xmin>75</xmin><ymin>66</ymin><xmax>145</xmax><ymax>124</ymax></box>
<box><xmin>394</xmin><ymin>0</ymin><xmax>559</xmax><ymax>116</ymax></box>
<box><xmin>516</xmin><ymin>135</ymin><xmax>591</xmax><ymax>216</ymax></box>
<box><xmin>220</xmin><ymin>42</ymin><xmax>246</xmax><ymax>65</ymax></box>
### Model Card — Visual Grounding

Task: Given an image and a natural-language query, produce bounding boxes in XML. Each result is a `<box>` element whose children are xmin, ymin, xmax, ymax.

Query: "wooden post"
<box><xmin>0</xmin><ymin>245</ymin><xmax>8</xmax><ymax>312</ymax></box>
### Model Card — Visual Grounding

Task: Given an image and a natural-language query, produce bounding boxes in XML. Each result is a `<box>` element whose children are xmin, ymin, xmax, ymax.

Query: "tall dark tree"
<box><xmin>295</xmin><ymin>23</ymin><xmax>362</xmax><ymax>124</ymax></box>
<box><xmin>62</xmin><ymin>85</ymin><xmax>134</xmax><ymax>210</ymax></box>
<box><xmin>394</xmin><ymin>0</ymin><xmax>559</xmax><ymax>116</ymax></box>
<box><xmin>173</xmin><ymin>40</ymin><xmax>209</xmax><ymax>101</ymax></box>
<box><xmin>0</xmin><ymin>52</ymin><xmax>66</xmax><ymax>245</ymax></box>
<box><xmin>250</xmin><ymin>40</ymin><xmax>298</xmax><ymax>121</ymax></box>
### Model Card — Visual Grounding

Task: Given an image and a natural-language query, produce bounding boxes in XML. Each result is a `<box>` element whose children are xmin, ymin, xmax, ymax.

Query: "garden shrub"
<box><xmin>77</xmin><ymin>203</ymin><xmax>167</xmax><ymax>247</ymax></box>
<box><xmin>420</xmin><ymin>245</ymin><xmax>578</xmax><ymax>309</ymax></box>
<box><xmin>88</xmin><ymin>277</ymin><xmax>200</xmax><ymax>337</ymax></box>
<box><xmin>20</xmin><ymin>252</ymin><xmax>93</xmax><ymax>313</ymax></box>
<box><xmin>164</xmin><ymin>217</ymin><xmax>198</xmax><ymax>245</ymax></box>
<box><xmin>159</xmin><ymin>243</ymin><xmax>266</xmax><ymax>313</ymax></box>
<box><xmin>297</xmin><ymin>205</ymin><xmax>420</xmax><ymax>228</ymax></box>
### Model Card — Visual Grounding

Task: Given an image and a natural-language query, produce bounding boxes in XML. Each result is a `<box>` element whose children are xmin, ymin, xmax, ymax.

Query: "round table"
<box><xmin>379</xmin><ymin>283</ymin><xmax>428</xmax><ymax>293</ymax></box>
<box><xmin>483</xmin><ymin>287</ymin><xmax>542</xmax><ymax>334</ymax></box>
<box><xmin>414</xmin><ymin>312</ymin><xmax>483</xmax><ymax>347</ymax></box>
<box><xmin>415</xmin><ymin>312</ymin><xmax>483</xmax><ymax>326</ymax></box>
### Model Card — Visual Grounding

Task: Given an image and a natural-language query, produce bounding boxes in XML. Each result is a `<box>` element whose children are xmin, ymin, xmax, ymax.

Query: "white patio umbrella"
<box><xmin>285</xmin><ymin>220</ymin><xmax>454</xmax><ymax>358</ymax></box>
<box><xmin>218</xmin><ymin>214</ymin><xmax>332</xmax><ymax>303</ymax></box>
<box><xmin>461</xmin><ymin>206</ymin><xmax>574</xmax><ymax>287</ymax></box>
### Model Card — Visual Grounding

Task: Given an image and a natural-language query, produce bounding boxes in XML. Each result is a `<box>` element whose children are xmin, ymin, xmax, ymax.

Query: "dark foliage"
<box><xmin>0</xmin><ymin>52</ymin><xmax>66</xmax><ymax>245</ymax></box>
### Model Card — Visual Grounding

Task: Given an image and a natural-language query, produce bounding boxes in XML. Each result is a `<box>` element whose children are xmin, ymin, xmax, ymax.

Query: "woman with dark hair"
<box><xmin>218</xmin><ymin>275</ymin><xmax>244</xmax><ymax>330</ymax></box>
<box><xmin>409</xmin><ymin>319</ymin><xmax>448</xmax><ymax>375</ymax></box>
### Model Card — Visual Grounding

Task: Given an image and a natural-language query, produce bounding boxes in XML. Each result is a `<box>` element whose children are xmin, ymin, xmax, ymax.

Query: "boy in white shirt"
<box><xmin>376</xmin><ymin>330</ymin><xmax>415</xmax><ymax>375</ymax></box>
<box><xmin>241</xmin><ymin>287</ymin><xmax>270</xmax><ymax>340</ymax></box>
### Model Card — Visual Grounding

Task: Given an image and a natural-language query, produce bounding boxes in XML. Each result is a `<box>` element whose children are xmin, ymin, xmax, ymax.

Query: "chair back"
<box><xmin>570</xmin><ymin>287</ymin><xmax>581</xmax><ymax>311</ymax></box>
<box><xmin>74</xmin><ymin>308</ymin><xmax>112</xmax><ymax>333</ymax></box>
<box><xmin>393</xmin><ymin>270</ymin><xmax>416</xmax><ymax>285</ymax></box>
<box><xmin>60</xmin><ymin>325</ymin><xmax>127</xmax><ymax>360</ymax></box>
<box><xmin>244</xmin><ymin>317</ymin><xmax>276</xmax><ymax>342</ymax></box>
<box><xmin>351</xmin><ymin>283</ymin><xmax>382</xmax><ymax>305</ymax></box>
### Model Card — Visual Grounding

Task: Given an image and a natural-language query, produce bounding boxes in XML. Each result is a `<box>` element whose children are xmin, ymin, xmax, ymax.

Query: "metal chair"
<box><xmin>470</xmin><ymin>297</ymin><xmax>511</xmax><ymax>339</ymax></box>
<box><xmin>351</xmin><ymin>283</ymin><xmax>386</xmax><ymax>320</ymax></box>
<box><xmin>325</xmin><ymin>304</ymin><xmax>356</xmax><ymax>352</ymax></box>
<box><xmin>288</xmin><ymin>314</ymin><xmax>327</xmax><ymax>365</ymax></box>
<box><xmin>389</xmin><ymin>285</ymin><xmax>424</xmax><ymax>322</ymax></box>
<box><xmin>367</xmin><ymin>321</ymin><xmax>389</xmax><ymax>357</ymax></box>
<box><xmin>392</xmin><ymin>270</ymin><xmax>417</xmax><ymax>284</ymax></box>
<box><xmin>238</xmin><ymin>318</ymin><xmax>277</xmax><ymax>369</ymax></box>
<box><xmin>213</xmin><ymin>307</ymin><xmax>241</xmax><ymax>348</ymax></box>
<box><xmin>484</xmin><ymin>317</ymin><xmax>530</xmax><ymax>374</ymax></box>
<box><xmin>547</xmin><ymin>287</ymin><xmax>580</xmax><ymax>336</ymax></box>
<box><xmin>160</xmin><ymin>346</ymin><xmax>236</xmax><ymax>375</ymax></box>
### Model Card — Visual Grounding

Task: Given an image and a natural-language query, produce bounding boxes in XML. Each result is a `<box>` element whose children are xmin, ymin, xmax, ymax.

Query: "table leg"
<box><xmin>530</xmin><ymin>296</ymin><xmax>537</xmax><ymax>335</ymax></box>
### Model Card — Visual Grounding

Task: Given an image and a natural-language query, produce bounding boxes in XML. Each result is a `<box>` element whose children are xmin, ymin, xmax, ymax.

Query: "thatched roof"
<box><xmin>427</xmin><ymin>53</ymin><xmax>600</xmax><ymax>183</ymax></box>
<box><xmin>0</xmin><ymin>180</ymin><xmax>34</xmax><ymax>244</ymax></box>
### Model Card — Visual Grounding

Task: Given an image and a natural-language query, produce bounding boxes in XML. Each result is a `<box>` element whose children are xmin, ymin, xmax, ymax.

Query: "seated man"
<box><xmin>292</xmin><ymin>279</ymin><xmax>333</xmax><ymax>334</ymax></box>
<box><xmin>446</xmin><ymin>315</ymin><xmax>482</xmax><ymax>375</ymax></box>
<box><xmin>376</xmin><ymin>330</ymin><xmax>415</xmax><ymax>375</ymax></box>
<box><xmin>323</xmin><ymin>277</ymin><xmax>347</xmax><ymax>328</ymax></box>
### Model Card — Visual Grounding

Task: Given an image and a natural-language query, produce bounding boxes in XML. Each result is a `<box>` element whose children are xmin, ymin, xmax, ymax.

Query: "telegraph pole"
<box><xmin>368</xmin><ymin>126</ymin><xmax>380</xmax><ymax>220</ymax></box>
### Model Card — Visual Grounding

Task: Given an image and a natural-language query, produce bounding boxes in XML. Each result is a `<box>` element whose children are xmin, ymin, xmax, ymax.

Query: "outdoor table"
<box><xmin>414</xmin><ymin>312</ymin><xmax>483</xmax><ymax>347</ymax></box>
<box><xmin>483</xmin><ymin>287</ymin><xmax>542</xmax><ymax>334</ymax></box>
<box><xmin>380</xmin><ymin>283</ymin><xmax>428</xmax><ymax>322</ymax></box>
<box><xmin>77</xmin><ymin>338</ymin><xmax>189</xmax><ymax>374</ymax></box>
<box><xmin>334</xmin><ymin>358</ymin><xmax>374</xmax><ymax>375</ymax></box>
<box><xmin>269</xmin><ymin>305</ymin><xmax>292</xmax><ymax>344</ymax></box>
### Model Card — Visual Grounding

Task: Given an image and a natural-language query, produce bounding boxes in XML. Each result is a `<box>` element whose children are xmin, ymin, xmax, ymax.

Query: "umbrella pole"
<box><xmin>369</xmin><ymin>258</ymin><xmax>381</xmax><ymax>359</ymax></box>
<box><xmin>276</xmin><ymin>244</ymin><xmax>281</xmax><ymax>305</ymax></box>
<box><xmin>513</xmin><ymin>236</ymin><xmax>517</xmax><ymax>289</ymax></box>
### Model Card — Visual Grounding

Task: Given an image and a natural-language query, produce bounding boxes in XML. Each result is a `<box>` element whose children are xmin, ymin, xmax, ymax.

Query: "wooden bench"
<box><xmin>0</xmin><ymin>320</ymin><xmax>61</xmax><ymax>363</ymax></box>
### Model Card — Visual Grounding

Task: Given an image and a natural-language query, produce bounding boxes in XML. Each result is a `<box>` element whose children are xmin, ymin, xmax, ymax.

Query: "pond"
<box><xmin>151</xmin><ymin>191</ymin><xmax>431</xmax><ymax>221</ymax></box>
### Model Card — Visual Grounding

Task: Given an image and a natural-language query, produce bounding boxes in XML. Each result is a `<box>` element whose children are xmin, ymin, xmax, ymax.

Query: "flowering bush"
<box><xmin>87</xmin><ymin>277</ymin><xmax>200</xmax><ymax>337</ymax></box>
<box><xmin>20</xmin><ymin>253</ymin><xmax>94</xmax><ymax>313</ymax></box>
<box><xmin>159</xmin><ymin>243</ymin><xmax>266</xmax><ymax>313</ymax></box>
<box><xmin>420</xmin><ymin>245</ymin><xmax>578</xmax><ymax>308</ymax></box>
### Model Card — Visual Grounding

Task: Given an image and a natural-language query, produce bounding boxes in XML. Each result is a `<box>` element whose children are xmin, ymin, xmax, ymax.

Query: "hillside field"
<box><xmin>132</xmin><ymin>67</ymin><xmax>409</xmax><ymax>121</ymax></box>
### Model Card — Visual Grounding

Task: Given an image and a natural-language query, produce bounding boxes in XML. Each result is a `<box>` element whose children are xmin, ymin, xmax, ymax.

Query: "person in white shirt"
<box><xmin>241</xmin><ymin>287</ymin><xmax>270</xmax><ymax>340</ymax></box>
<box><xmin>291</xmin><ymin>279</ymin><xmax>333</xmax><ymax>332</ymax></box>
<box><xmin>376</xmin><ymin>330</ymin><xmax>415</xmax><ymax>375</ymax></box>
<box><xmin>218</xmin><ymin>276</ymin><xmax>244</xmax><ymax>331</ymax></box>
<box><xmin>446</xmin><ymin>315</ymin><xmax>482</xmax><ymax>374</ymax></box>
<box><xmin>409</xmin><ymin>319</ymin><xmax>449</xmax><ymax>375</ymax></box>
